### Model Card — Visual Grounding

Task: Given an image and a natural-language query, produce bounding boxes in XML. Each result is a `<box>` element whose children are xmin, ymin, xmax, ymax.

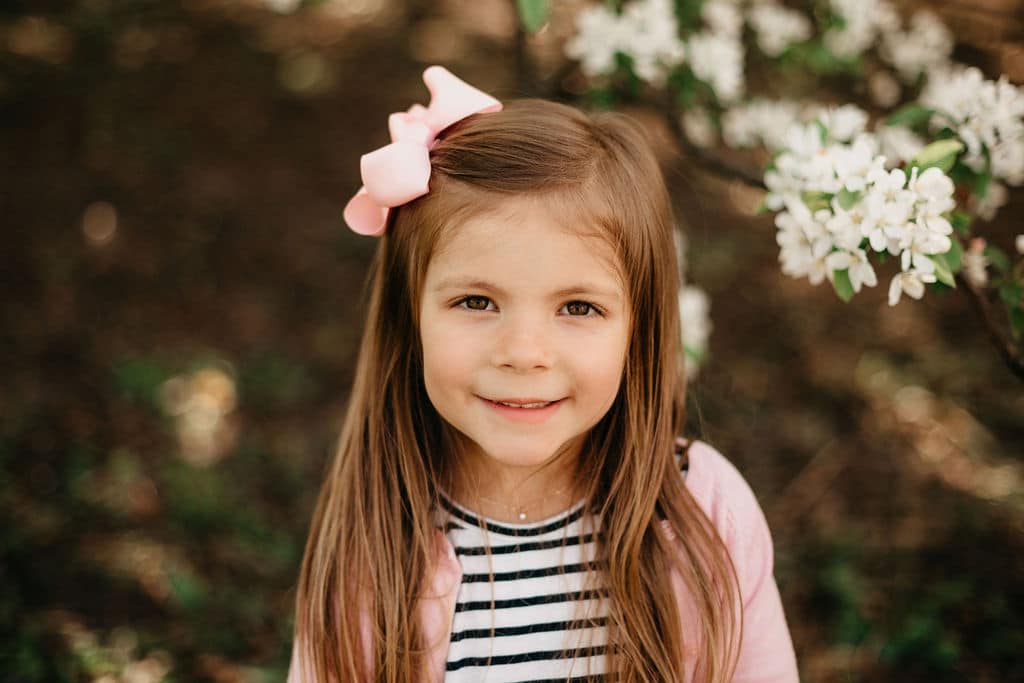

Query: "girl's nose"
<box><xmin>492</xmin><ymin>316</ymin><xmax>552</xmax><ymax>371</ymax></box>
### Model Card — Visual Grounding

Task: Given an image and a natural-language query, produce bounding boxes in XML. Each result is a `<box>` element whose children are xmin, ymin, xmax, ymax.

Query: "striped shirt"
<box><xmin>437</xmin><ymin>451</ymin><xmax>689</xmax><ymax>682</ymax></box>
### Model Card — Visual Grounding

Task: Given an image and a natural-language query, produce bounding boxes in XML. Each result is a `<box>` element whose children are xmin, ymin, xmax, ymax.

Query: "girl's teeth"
<box><xmin>498</xmin><ymin>401</ymin><xmax>552</xmax><ymax>408</ymax></box>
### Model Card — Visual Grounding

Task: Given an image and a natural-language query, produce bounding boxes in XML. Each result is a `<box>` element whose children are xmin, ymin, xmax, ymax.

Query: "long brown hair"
<box><xmin>293</xmin><ymin>99</ymin><xmax>740</xmax><ymax>681</ymax></box>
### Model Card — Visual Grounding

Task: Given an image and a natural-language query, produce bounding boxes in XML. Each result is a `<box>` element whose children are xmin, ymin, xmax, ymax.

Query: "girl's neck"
<box><xmin>446</xmin><ymin>435</ymin><xmax>586</xmax><ymax>524</ymax></box>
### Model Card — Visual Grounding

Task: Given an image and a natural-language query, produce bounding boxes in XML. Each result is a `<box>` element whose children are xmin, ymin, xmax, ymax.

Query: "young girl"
<box><xmin>288</xmin><ymin>66</ymin><xmax>798</xmax><ymax>683</ymax></box>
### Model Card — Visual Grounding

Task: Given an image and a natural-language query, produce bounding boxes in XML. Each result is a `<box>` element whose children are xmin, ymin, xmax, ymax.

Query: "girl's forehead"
<box><xmin>439</xmin><ymin>192</ymin><xmax>617</xmax><ymax>249</ymax></box>
<box><xmin>428</xmin><ymin>200</ymin><xmax>624</xmax><ymax>287</ymax></box>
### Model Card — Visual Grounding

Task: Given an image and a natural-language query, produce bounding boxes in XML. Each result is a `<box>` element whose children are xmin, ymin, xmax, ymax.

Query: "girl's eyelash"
<box><xmin>454</xmin><ymin>296</ymin><xmax>604</xmax><ymax>317</ymax></box>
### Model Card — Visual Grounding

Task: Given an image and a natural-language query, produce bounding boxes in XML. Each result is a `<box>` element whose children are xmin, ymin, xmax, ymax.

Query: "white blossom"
<box><xmin>775</xmin><ymin>198</ymin><xmax>834</xmax><ymax>285</ymax></box>
<box><xmin>826</xmin><ymin>247</ymin><xmax>877</xmax><ymax>293</ymax></box>
<box><xmin>679</xmin><ymin>285</ymin><xmax>712</xmax><ymax>379</ymax></box>
<box><xmin>920</xmin><ymin>65</ymin><xmax>1024</xmax><ymax>185</ymax></box>
<box><xmin>566</xmin><ymin>0</ymin><xmax>687</xmax><ymax>86</ymax></box>
<box><xmin>722</xmin><ymin>99</ymin><xmax>803</xmax><ymax>150</ymax></box>
<box><xmin>880</xmin><ymin>11</ymin><xmax>953</xmax><ymax>83</ymax></box>
<box><xmin>875</xmin><ymin>123</ymin><xmax>924</xmax><ymax>168</ymax></box>
<box><xmin>888</xmin><ymin>269</ymin><xmax>937</xmax><ymax>306</ymax></box>
<box><xmin>962</xmin><ymin>238</ymin><xmax>989</xmax><ymax>288</ymax></box>
<box><xmin>682</xmin><ymin>107</ymin><xmax>717</xmax><ymax>148</ymax></box>
<box><xmin>827</xmin><ymin>196</ymin><xmax>877</xmax><ymax>251</ymax></box>
<box><xmin>687</xmin><ymin>31</ymin><xmax>744</xmax><ymax>103</ymax></box>
<box><xmin>818</xmin><ymin>105</ymin><xmax>869</xmax><ymax>143</ymax></box>
<box><xmin>824</xmin><ymin>0</ymin><xmax>899</xmax><ymax>59</ymax></box>
<box><xmin>972</xmin><ymin>182</ymin><xmax>1008</xmax><ymax>221</ymax></box>
<box><xmin>909</xmin><ymin>166</ymin><xmax>956</xmax><ymax>217</ymax></box>
<box><xmin>702</xmin><ymin>0</ymin><xmax>743</xmax><ymax>38</ymax></box>
<box><xmin>990</xmin><ymin>137</ymin><xmax>1024</xmax><ymax>185</ymax></box>
<box><xmin>899</xmin><ymin>234</ymin><xmax>943</xmax><ymax>274</ymax></box>
<box><xmin>764</xmin><ymin>119</ymin><xmax>883</xmax><ymax>209</ymax></box>
<box><xmin>1015</xmin><ymin>234</ymin><xmax>1024</xmax><ymax>255</ymax></box>
<box><xmin>620</xmin><ymin>0</ymin><xmax>687</xmax><ymax>85</ymax></box>
<box><xmin>832</xmin><ymin>134</ymin><xmax>885</xmax><ymax>192</ymax></box>
<box><xmin>749</xmin><ymin>2</ymin><xmax>811</xmax><ymax>57</ymax></box>
<box><xmin>565</xmin><ymin>4</ymin><xmax>625</xmax><ymax>77</ymax></box>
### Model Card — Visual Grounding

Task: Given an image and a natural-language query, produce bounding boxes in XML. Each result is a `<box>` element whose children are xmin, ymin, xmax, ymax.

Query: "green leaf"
<box><xmin>941</xmin><ymin>239</ymin><xmax>963</xmax><ymax>274</ymax></box>
<box><xmin>1009</xmin><ymin>307</ymin><xmax>1024</xmax><ymax>340</ymax></box>
<box><xmin>831</xmin><ymin>269</ymin><xmax>855</xmax><ymax>302</ymax></box>
<box><xmin>985</xmin><ymin>245</ymin><xmax>1010</xmax><ymax>273</ymax></box>
<box><xmin>950</xmin><ymin>211</ymin><xmax>973</xmax><ymax>237</ymax></box>
<box><xmin>930</xmin><ymin>254</ymin><xmax>956</xmax><ymax>288</ymax></box>
<box><xmin>998</xmin><ymin>280</ymin><xmax>1022</xmax><ymax>308</ymax></box>
<box><xmin>671</xmin><ymin>69</ymin><xmax>698</xmax><ymax>107</ymax></box>
<box><xmin>836</xmin><ymin>188</ymin><xmax>861</xmax><ymax>211</ymax></box>
<box><xmin>801</xmin><ymin>191</ymin><xmax>831</xmax><ymax>213</ymax></box>
<box><xmin>973</xmin><ymin>169</ymin><xmax>992</xmax><ymax>199</ymax></box>
<box><xmin>815</xmin><ymin>119</ymin><xmax>828</xmax><ymax>143</ymax></box>
<box><xmin>683</xmin><ymin>343</ymin><xmax>705</xmax><ymax>363</ymax></box>
<box><xmin>951</xmin><ymin>162</ymin><xmax>993</xmax><ymax>200</ymax></box>
<box><xmin>586</xmin><ymin>87</ymin><xmax>617</xmax><ymax>110</ymax></box>
<box><xmin>886</xmin><ymin>104</ymin><xmax>935</xmax><ymax>129</ymax></box>
<box><xmin>516</xmin><ymin>0</ymin><xmax>548</xmax><ymax>33</ymax></box>
<box><xmin>168</xmin><ymin>571</ymin><xmax>207</xmax><ymax>612</ymax></box>
<box><xmin>908</xmin><ymin>139</ymin><xmax>964</xmax><ymax>174</ymax></box>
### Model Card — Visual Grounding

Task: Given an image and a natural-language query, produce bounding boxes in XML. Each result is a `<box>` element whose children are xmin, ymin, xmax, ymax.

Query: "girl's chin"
<box><xmin>479</xmin><ymin>448</ymin><xmax>559</xmax><ymax>468</ymax></box>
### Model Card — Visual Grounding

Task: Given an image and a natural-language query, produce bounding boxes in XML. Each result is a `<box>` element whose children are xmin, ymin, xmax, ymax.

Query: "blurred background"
<box><xmin>2</xmin><ymin>0</ymin><xmax>1023</xmax><ymax>681</ymax></box>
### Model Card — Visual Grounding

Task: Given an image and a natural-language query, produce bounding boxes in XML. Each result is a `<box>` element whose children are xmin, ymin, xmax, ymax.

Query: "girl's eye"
<box><xmin>459</xmin><ymin>296</ymin><xmax>493</xmax><ymax>311</ymax></box>
<box><xmin>562</xmin><ymin>301</ymin><xmax>599</xmax><ymax>316</ymax></box>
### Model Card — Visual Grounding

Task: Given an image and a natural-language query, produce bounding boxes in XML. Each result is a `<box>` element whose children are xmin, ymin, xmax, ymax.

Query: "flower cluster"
<box><xmin>721</xmin><ymin>99</ymin><xmax>803</xmax><ymax>151</ymax></box>
<box><xmin>764</xmin><ymin>105</ymin><xmax>872</xmax><ymax>210</ymax></box>
<box><xmin>879</xmin><ymin>11</ymin><xmax>953</xmax><ymax>83</ymax></box>
<box><xmin>687</xmin><ymin>30</ymin><xmax>744</xmax><ymax>103</ymax></box>
<box><xmin>919</xmin><ymin>65</ymin><xmax>1024</xmax><ymax>187</ymax></box>
<box><xmin>691</xmin><ymin>0</ymin><xmax>748</xmax><ymax>103</ymax></box>
<box><xmin>565</xmin><ymin>0</ymin><xmax>685</xmax><ymax>86</ymax></box>
<box><xmin>768</xmin><ymin>110</ymin><xmax>958</xmax><ymax>305</ymax></box>
<box><xmin>875</xmin><ymin>124</ymin><xmax>925</xmax><ymax>169</ymax></box>
<box><xmin>748</xmin><ymin>1</ymin><xmax>812</xmax><ymax>58</ymax></box>
<box><xmin>823</xmin><ymin>0</ymin><xmax>899</xmax><ymax>59</ymax></box>
<box><xmin>565</xmin><ymin>0</ymin><xmax>745</xmax><ymax>101</ymax></box>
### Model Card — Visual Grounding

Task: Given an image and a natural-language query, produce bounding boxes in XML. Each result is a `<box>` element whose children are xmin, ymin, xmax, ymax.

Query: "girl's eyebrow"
<box><xmin>432</xmin><ymin>277</ymin><xmax>622</xmax><ymax>301</ymax></box>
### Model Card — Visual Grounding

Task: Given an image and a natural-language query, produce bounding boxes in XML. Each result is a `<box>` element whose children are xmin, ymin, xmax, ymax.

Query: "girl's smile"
<box><xmin>479</xmin><ymin>396</ymin><xmax>566</xmax><ymax>423</ymax></box>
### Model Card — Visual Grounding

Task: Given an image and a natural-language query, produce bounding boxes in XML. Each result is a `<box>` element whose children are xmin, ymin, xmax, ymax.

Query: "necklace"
<box><xmin>472</xmin><ymin>481</ymin><xmax>579</xmax><ymax>522</ymax></box>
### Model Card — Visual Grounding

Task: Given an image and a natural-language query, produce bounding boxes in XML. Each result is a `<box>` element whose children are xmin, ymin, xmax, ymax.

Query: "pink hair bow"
<box><xmin>342</xmin><ymin>66</ymin><xmax>503</xmax><ymax>236</ymax></box>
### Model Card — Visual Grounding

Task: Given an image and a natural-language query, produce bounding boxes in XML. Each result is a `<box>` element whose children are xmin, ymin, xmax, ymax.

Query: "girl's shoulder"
<box><xmin>674</xmin><ymin>437</ymin><xmax>774</xmax><ymax>562</ymax></box>
<box><xmin>672</xmin><ymin>439</ymin><xmax>799</xmax><ymax>681</ymax></box>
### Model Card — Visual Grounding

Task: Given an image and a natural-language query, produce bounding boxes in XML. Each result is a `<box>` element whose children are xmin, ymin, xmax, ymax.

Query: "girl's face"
<box><xmin>418</xmin><ymin>198</ymin><xmax>630</xmax><ymax>474</ymax></box>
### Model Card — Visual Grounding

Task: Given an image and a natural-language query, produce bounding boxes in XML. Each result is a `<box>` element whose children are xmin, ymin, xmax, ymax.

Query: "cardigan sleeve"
<box><xmin>685</xmin><ymin>440</ymin><xmax>800</xmax><ymax>683</ymax></box>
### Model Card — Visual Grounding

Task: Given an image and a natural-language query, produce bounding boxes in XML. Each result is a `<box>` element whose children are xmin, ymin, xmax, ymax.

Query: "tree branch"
<box><xmin>663</xmin><ymin>99</ymin><xmax>767</xmax><ymax>190</ymax></box>
<box><xmin>956</xmin><ymin>273</ymin><xmax>1024</xmax><ymax>382</ymax></box>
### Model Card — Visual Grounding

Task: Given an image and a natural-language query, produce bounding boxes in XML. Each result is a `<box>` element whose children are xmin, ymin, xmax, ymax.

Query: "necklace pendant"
<box><xmin>518</xmin><ymin>511</ymin><xmax>527</xmax><ymax>521</ymax></box>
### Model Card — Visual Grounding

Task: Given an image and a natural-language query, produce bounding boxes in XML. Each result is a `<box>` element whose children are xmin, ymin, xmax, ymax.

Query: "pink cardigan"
<box><xmin>288</xmin><ymin>440</ymin><xmax>799</xmax><ymax>682</ymax></box>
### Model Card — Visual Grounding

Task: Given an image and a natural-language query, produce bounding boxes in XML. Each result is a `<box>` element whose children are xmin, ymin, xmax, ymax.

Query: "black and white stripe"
<box><xmin>437</xmin><ymin>447</ymin><xmax>689</xmax><ymax>682</ymax></box>
<box><xmin>439</xmin><ymin>495</ymin><xmax>609</xmax><ymax>682</ymax></box>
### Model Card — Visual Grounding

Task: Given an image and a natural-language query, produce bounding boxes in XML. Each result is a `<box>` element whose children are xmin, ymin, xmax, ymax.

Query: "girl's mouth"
<box><xmin>480</xmin><ymin>397</ymin><xmax>565</xmax><ymax>422</ymax></box>
<box><xmin>493</xmin><ymin>399</ymin><xmax>557</xmax><ymax>409</ymax></box>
